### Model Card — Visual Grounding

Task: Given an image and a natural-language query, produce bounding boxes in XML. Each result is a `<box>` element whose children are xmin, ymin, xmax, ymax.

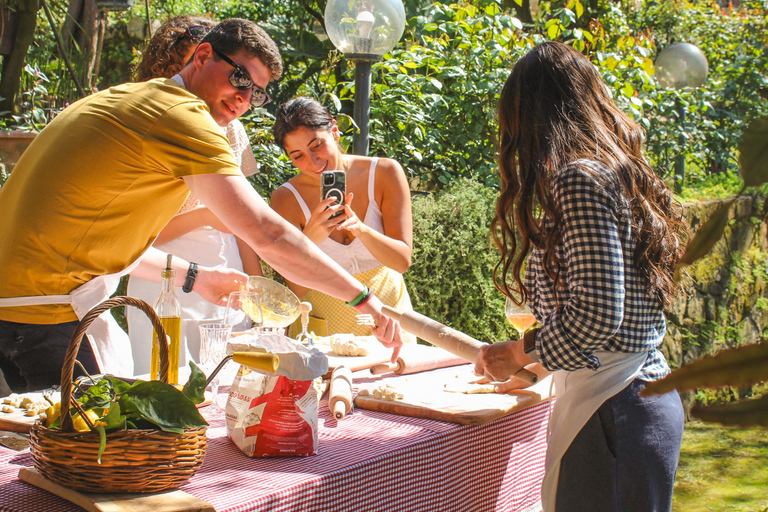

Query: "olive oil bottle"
<box><xmin>150</xmin><ymin>262</ymin><xmax>181</xmax><ymax>384</ymax></box>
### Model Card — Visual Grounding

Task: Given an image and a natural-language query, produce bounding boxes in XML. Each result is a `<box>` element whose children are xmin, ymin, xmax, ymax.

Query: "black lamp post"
<box><xmin>655</xmin><ymin>43</ymin><xmax>709</xmax><ymax>192</ymax></box>
<box><xmin>324</xmin><ymin>0</ymin><xmax>406</xmax><ymax>156</ymax></box>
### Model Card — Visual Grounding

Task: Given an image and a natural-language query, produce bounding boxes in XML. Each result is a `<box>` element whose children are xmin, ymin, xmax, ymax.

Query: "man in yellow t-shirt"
<box><xmin>0</xmin><ymin>19</ymin><xmax>403</xmax><ymax>393</ymax></box>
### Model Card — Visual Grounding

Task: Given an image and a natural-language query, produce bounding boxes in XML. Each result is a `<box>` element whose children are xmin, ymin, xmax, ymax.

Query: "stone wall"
<box><xmin>663</xmin><ymin>194</ymin><xmax>768</xmax><ymax>415</ymax></box>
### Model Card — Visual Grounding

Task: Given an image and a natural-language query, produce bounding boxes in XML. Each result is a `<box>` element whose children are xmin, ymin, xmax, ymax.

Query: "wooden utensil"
<box><xmin>328</xmin><ymin>365</ymin><xmax>353</xmax><ymax>420</ymax></box>
<box><xmin>18</xmin><ymin>467</ymin><xmax>215</xmax><ymax>512</ymax></box>
<box><xmin>370</xmin><ymin>344</ymin><xmax>466</xmax><ymax>376</ymax></box>
<box><xmin>381</xmin><ymin>306</ymin><xmax>538</xmax><ymax>385</ymax></box>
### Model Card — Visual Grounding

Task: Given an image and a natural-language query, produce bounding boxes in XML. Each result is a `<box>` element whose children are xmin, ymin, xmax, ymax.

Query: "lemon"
<box><xmin>72</xmin><ymin>410</ymin><xmax>100</xmax><ymax>432</ymax></box>
<box><xmin>44</xmin><ymin>404</ymin><xmax>61</xmax><ymax>427</ymax></box>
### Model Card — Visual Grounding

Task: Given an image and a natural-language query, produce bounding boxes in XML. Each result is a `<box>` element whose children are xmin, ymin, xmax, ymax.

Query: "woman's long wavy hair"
<box><xmin>134</xmin><ymin>15</ymin><xmax>216</xmax><ymax>81</ymax></box>
<box><xmin>491</xmin><ymin>41</ymin><xmax>688</xmax><ymax>308</ymax></box>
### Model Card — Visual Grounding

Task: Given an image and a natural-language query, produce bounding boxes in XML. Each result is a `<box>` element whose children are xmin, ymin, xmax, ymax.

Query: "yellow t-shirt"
<box><xmin>0</xmin><ymin>79</ymin><xmax>241</xmax><ymax>324</ymax></box>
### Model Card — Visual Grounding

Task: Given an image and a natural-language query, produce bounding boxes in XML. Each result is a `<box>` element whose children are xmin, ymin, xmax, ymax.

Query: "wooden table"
<box><xmin>0</xmin><ymin>371</ymin><xmax>551</xmax><ymax>512</ymax></box>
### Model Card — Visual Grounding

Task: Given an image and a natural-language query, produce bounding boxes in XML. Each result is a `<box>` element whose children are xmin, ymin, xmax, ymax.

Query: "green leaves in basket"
<box><xmin>119</xmin><ymin>381</ymin><xmax>208</xmax><ymax>434</ymax></box>
<box><xmin>182</xmin><ymin>362</ymin><xmax>207</xmax><ymax>405</ymax></box>
<box><xmin>96</xmin><ymin>424</ymin><xmax>107</xmax><ymax>464</ymax></box>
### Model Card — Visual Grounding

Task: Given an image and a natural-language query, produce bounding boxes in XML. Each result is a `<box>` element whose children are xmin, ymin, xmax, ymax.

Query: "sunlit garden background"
<box><xmin>1</xmin><ymin>1</ymin><xmax>767</xmax><ymax>509</ymax></box>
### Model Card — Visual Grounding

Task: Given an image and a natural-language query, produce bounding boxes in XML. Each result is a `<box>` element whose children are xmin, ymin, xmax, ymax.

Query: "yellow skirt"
<box><xmin>288</xmin><ymin>265</ymin><xmax>416</xmax><ymax>343</ymax></box>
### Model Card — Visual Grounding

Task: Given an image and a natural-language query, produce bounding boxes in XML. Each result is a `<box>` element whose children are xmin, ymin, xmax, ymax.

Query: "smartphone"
<box><xmin>321</xmin><ymin>170</ymin><xmax>346</xmax><ymax>219</ymax></box>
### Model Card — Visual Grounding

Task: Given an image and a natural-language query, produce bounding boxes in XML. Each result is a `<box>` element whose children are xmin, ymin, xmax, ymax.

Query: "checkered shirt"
<box><xmin>526</xmin><ymin>160</ymin><xmax>670</xmax><ymax>381</ymax></box>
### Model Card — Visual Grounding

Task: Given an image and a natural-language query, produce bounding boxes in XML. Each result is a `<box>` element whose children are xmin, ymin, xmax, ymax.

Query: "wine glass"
<box><xmin>215</xmin><ymin>290</ymin><xmax>263</xmax><ymax>408</ymax></box>
<box><xmin>224</xmin><ymin>290</ymin><xmax>263</xmax><ymax>335</ymax></box>
<box><xmin>199</xmin><ymin>322</ymin><xmax>232</xmax><ymax>413</ymax></box>
<box><xmin>505</xmin><ymin>295</ymin><xmax>537</xmax><ymax>340</ymax></box>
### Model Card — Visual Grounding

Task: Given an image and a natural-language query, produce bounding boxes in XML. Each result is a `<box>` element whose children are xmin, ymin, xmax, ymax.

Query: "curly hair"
<box><xmin>491</xmin><ymin>41</ymin><xmax>688</xmax><ymax>308</ymax></box>
<box><xmin>134</xmin><ymin>15</ymin><xmax>216</xmax><ymax>82</ymax></box>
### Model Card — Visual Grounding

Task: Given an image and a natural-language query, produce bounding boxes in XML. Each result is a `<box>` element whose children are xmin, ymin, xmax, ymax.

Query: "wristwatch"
<box><xmin>523</xmin><ymin>328</ymin><xmax>540</xmax><ymax>363</ymax></box>
<box><xmin>182</xmin><ymin>262</ymin><xmax>198</xmax><ymax>293</ymax></box>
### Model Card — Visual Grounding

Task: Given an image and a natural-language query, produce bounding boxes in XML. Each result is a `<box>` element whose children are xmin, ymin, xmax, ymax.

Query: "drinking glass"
<box><xmin>505</xmin><ymin>296</ymin><xmax>537</xmax><ymax>340</ymax></box>
<box><xmin>224</xmin><ymin>290</ymin><xmax>263</xmax><ymax>335</ymax></box>
<box><xmin>199</xmin><ymin>322</ymin><xmax>232</xmax><ymax>413</ymax></box>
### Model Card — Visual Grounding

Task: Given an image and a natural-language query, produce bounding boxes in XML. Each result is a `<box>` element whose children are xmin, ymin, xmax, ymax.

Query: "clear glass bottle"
<box><xmin>150</xmin><ymin>268</ymin><xmax>181</xmax><ymax>384</ymax></box>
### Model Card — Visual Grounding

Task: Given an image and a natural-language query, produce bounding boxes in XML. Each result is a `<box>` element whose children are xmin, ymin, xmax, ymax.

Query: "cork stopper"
<box><xmin>299</xmin><ymin>302</ymin><xmax>312</xmax><ymax>324</ymax></box>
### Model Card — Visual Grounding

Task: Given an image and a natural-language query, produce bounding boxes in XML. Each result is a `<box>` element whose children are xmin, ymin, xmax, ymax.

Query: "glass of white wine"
<box><xmin>224</xmin><ymin>290</ymin><xmax>263</xmax><ymax>335</ymax></box>
<box><xmin>505</xmin><ymin>295</ymin><xmax>537</xmax><ymax>340</ymax></box>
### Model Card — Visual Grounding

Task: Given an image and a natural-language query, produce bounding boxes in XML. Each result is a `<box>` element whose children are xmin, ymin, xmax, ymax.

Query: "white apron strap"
<box><xmin>0</xmin><ymin>295</ymin><xmax>71</xmax><ymax>307</ymax></box>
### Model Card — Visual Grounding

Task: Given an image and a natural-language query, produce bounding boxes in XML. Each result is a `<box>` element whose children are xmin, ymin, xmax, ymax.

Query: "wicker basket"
<box><xmin>29</xmin><ymin>296</ymin><xmax>208</xmax><ymax>493</ymax></box>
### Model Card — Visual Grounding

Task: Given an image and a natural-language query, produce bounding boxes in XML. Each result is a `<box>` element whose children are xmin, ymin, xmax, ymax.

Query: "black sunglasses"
<box><xmin>184</xmin><ymin>25</ymin><xmax>210</xmax><ymax>39</ymax></box>
<box><xmin>211</xmin><ymin>47</ymin><xmax>271</xmax><ymax>108</ymax></box>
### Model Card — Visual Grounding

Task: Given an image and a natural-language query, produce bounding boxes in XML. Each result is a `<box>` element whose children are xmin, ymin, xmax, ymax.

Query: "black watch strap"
<box><xmin>182</xmin><ymin>262</ymin><xmax>198</xmax><ymax>293</ymax></box>
<box><xmin>523</xmin><ymin>328</ymin><xmax>540</xmax><ymax>363</ymax></box>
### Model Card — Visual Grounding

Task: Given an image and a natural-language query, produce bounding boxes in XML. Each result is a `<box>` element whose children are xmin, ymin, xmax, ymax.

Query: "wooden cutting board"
<box><xmin>0</xmin><ymin>391</ymin><xmax>57</xmax><ymax>434</ymax></box>
<box><xmin>315</xmin><ymin>336</ymin><xmax>394</xmax><ymax>378</ymax></box>
<box><xmin>354</xmin><ymin>365</ymin><xmax>553</xmax><ymax>425</ymax></box>
<box><xmin>18</xmin><ymin>467</ymin><xmax>215</xmax><ymax>512</ymax></box>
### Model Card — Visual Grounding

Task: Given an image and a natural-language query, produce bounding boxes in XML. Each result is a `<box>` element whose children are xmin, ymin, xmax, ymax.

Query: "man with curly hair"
<box><xmin>0</xmin><ymin>18</ymin><xmax>402</xmax><ymax>392</ymax></box>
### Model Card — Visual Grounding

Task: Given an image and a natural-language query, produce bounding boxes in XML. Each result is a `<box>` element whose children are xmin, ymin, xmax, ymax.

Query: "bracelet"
<box><xmin>345</xmin><ymin>285</ymin><xmax>371</xmax><ymax>308</ymax></box>
<box><xmin>352</xmin><ymin>290</ymin><xmax>374</xmax><ymax>309</ymax></box>
<box><xmin>182</xmin><ymin>262</ymin><xmax>198</xmax><ymax>293</ymax></box>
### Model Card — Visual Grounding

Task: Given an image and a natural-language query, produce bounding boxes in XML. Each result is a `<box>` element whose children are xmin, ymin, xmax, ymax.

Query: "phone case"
<box><xmin>321</xmin><ymin>170</ymin><xmax>346</xmax><ymax>218</ymax></box>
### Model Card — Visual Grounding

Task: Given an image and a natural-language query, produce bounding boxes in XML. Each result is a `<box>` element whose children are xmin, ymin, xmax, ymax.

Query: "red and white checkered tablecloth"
<box><xmin>0</xmin><ymin>387</ymin><xmax>550</xmax><ymax>512</ymax></box>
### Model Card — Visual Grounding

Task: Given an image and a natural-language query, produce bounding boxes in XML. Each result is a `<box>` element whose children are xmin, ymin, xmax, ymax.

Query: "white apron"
<box><xmin>127</xmin><ymin>228</ymin><xmax>242</xmax><ymax>375</ymax></box>
<box><xmin>541</xmin><ymin>350</ymin><xmax>648</xmax><ymax>512</ymax></box>
<box><xmin>0</xmin><ymin>257</ymin><xmax>142</xmax><ymax>377</ymax></box>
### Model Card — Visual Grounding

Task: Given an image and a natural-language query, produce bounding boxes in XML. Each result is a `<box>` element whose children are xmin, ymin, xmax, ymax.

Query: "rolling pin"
<box><xmin>329</xmin><ymin>365</ymin><xmax>353</xmax><ymax>419</ymax></box>
<box><xmin>205</xmin><ymin>351</ymin><xmax>279</xmax><ymax>386</ymax></box>
<box><xmin>370</xmin><ymin>344</ymin><xmax>467</xmax><ymax>375</ymax></box>
<box><xmin>381</xmin><ymin>306</ymin><xmax>538</xmax><ymax>385</ymax></box>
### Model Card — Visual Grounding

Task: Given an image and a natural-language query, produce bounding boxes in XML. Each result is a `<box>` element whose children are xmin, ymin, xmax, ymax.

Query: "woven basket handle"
<box><xmin>59</xmin><ymin>296</ymin><xmax>170</xmax><ymax>432</ymax></box>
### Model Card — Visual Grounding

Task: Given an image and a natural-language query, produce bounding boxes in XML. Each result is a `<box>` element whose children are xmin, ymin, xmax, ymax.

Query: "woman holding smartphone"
<box><xmin>270</xmin><ymin>97</ymin><xmax>415</xmax><ymax>340</ymax></box>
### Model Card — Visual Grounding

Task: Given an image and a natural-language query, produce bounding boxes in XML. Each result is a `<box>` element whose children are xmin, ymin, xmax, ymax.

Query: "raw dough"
<box><xmin>444</xmin><ymin>376</ymin><xmax>498</xmax><ymax>394</ymax></box>
<box><xmin>330</xmin><ymin>334</ymin><xmax>369</xmax><ymax>357</ymax></box>
<box><xmin>358</xmin><ymin>384</ymin><xmax>403</xmax><ymax>401</ymax></box>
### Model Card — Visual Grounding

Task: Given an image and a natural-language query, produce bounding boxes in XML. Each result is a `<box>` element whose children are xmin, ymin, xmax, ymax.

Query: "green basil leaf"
<box><xmin>96</xmin><ymin>424</ymin><xmax>107</xmax><ymax>464</ymax></box>
<box><xmin>104</xmin><ymin>375</ymin><xmax>134</xmax><ymax>394</ymax></box>
<box><xmin>182</xmin><ymin>362</ymin><xmax>207</xmax><ymax>405</ymax></box>
<box><xmin>100</xmin><ymin>400</ymin><xmax>126</xmax><ymax>431</ymax></box>
<box><xmin>120</xmin><ymin>381</ymin><xmax>207</xmax><ymax>433</ymax></box>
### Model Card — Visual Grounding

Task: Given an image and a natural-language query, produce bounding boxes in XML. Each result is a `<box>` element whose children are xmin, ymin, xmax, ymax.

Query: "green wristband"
<box><xmin>346</xmin><ymin>285</ymin><xmax>370</xmax><ymax>307</ymax></box>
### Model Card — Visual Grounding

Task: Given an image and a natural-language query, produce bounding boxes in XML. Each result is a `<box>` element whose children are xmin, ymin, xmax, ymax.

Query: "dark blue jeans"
<box><xmin>0</xmin><ymin>320</ymin><xmax>100</xmax><ymax>393</ymax></box>
<box><xmin>556</xmin><ymin>378</ymin><xmax>684</xmax><ymax>512</ymax></box>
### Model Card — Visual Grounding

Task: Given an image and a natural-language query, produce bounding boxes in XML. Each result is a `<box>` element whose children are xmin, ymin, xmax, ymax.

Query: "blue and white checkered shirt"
<box><xmin>526</xmin><ymin>160</ymin><xmax>670</xmax><ymax>382</ymax></box>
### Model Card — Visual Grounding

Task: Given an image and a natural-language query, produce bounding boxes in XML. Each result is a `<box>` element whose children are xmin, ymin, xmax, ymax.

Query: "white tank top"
<box><xmin>280</xmin><ymin>158</ymin><xmax>384</xmax><ymax>275</ymax></box>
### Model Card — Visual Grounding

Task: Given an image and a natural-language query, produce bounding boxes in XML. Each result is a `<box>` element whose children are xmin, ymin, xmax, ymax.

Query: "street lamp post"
<box><xmin>654</xmin><ymin>42</ymin><xmax>709</xmax><ymax>192</ymax></box>
<box><xmin>324</xmin><ymin>0</ymin><xmax>406</xmax><ymax>156</ymax></box>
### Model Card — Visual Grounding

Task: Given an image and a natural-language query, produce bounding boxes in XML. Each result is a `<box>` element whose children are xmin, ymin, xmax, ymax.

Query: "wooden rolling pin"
<box><xmin>206</xmin><ymin>351</ymin><xmax>279</xmax><ymax>387</ymax></box>
<box><xmin>370</xmin><ymin>344</ymin><xmax>467</xmax><ymax>375</ymax></box>
<box><xmin>329</xmin><ymin>365</ymin><xmax>353</xmax><ymax>420</ymax></box>
<box><xmin>381</xmin><ymin>306</ymin><xmax>538</xmax><ymax>385</ymax></box>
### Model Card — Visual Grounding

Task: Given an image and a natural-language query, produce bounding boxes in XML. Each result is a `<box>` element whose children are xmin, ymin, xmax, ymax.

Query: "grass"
<box><xmin>673</xmin><ymin>420</ymin><xmax>768</xmax><ymax>511</ymax></box>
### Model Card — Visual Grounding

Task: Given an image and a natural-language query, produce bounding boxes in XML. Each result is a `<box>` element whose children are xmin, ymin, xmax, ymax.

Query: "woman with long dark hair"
<box><xmin>475</xmin><ymin>41</ymin><xmax>688</xmax><ymax>511</ymax></box>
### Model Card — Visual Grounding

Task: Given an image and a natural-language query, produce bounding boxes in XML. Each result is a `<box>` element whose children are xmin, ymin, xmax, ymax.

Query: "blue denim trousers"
<box><xmin>0</xmin><ymin>319</ymin><xmax>100</xmax><ymax>393</ymax></box>
<box><xmin>556</xmin><ymin>378</ymin><xmax>685</xmax><ymax>512</ymax></box>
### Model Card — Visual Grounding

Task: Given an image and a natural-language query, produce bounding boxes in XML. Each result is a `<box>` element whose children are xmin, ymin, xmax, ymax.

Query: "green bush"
<box><xmin>405</xmin><ymin>179</ymin><xmax>514</xmax><ymax>343</ymax></box>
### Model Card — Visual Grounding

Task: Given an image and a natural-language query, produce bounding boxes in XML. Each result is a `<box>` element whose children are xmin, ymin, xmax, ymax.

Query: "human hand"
<box><xmin>193</xmin><ymin>265</ymin><xmax>248</xmax><ymax>306</ymax></box>
<box><xmin>356</xmin><ymin>295</ymin><xmax>403</xmax><ymax>363</ymax></box>
<box><xmin>303</xmin><ymin>196</ymin><xmax>348</xmax><ymax>244</ymax></box>
<box><xmin>474</xmin><ymin>339</ymin><xmax>530</xmax><ymax>383</ymax></box>
<box><xmin>476</xmin><ymin>363</ymin><xmax>551</xmax><ymax>393</ymax></box>
<box><xmin>335</xmin><ymin>193</ymin><xmax>366</xmax><ymax>237</ymax></box>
